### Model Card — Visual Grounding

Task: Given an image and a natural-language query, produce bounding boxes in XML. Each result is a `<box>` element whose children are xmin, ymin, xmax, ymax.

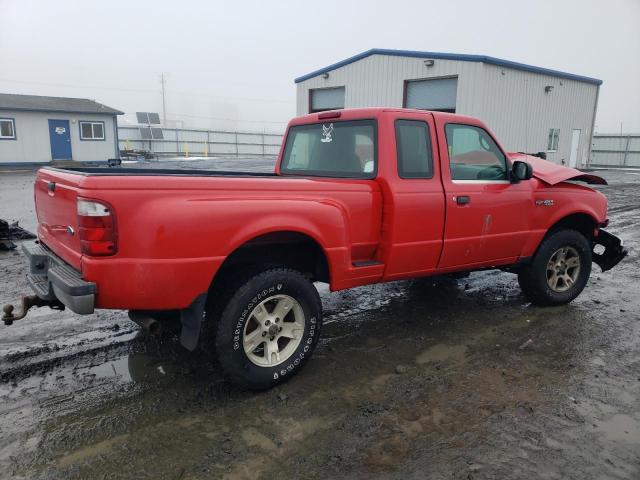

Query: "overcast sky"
<box><xmin>1</xmin><ymin>0</ymin><xmax>638</xmax><ymax>133</ymax></box>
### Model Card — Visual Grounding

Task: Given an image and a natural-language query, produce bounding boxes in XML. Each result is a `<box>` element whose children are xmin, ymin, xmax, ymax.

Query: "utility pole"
<box><xmin>160</xmin><ymin>73</ymin><xmax>167</xmax><ymax>126</ymax></box>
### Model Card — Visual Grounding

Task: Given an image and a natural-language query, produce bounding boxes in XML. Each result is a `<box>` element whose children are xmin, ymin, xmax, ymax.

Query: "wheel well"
<box><xmin>213</xmin><ymin>232</ymin><xmax>330</xmax><ymax>288</ymax></box>
<box><xmin>547</xmin><ymin>213</ymin><xmax>597</xmax><ymax>240</ymax></box>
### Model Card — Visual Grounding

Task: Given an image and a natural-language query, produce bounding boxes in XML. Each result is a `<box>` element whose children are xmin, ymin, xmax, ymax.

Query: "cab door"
<box><xmin>380</xmin><ymin>112</ymin><xmax>446</xmax><ymax>280</ymax></box>
<box><xmin>436</xmin><ymin>122</ymin><xmax>533</xmax><ymax>269</ymax></box>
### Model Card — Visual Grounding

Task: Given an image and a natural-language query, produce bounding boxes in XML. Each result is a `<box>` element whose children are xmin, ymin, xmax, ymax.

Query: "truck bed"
<box><xmin>43</xmin><ymin>166</ymin><xmax>278</xmax><ymax>177</ymax></box>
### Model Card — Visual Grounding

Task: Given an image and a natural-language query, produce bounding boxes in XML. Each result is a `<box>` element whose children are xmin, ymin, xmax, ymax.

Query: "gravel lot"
<box><xmin>0</xmin><ymin>160</ymin><xmax>638</xmax><ymax>480</ymax></box>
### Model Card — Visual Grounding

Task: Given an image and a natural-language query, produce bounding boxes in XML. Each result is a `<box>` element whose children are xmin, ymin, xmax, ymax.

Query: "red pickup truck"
<box><xmin>4</xmin><ymin>108</ymin><xmax>626</xmax><ymax>389</ymax></box>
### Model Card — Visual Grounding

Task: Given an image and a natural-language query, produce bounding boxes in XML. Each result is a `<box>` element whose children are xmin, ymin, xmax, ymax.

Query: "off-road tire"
<box><xmin>518</xmin><ymin>229</ymin><xmax>592</xmax><ymax>306</ymax></box>
<box><xmin>214</xmin><ymin>268</ymin><xmax>322</xmax><ymax>390</ymax></box>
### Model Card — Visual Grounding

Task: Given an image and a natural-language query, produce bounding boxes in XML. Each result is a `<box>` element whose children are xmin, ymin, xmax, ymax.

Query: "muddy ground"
<box><xmin>0</xmin><ymin>160</ymin><xmax>638</xmax><ymax>480</ymax></box>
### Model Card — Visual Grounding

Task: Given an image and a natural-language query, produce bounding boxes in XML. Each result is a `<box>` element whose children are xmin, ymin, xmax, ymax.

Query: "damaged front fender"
<box><xmin>593</xmin><ymin>230</ymin><xmax>627</xmax><ymax>272</ymax></box>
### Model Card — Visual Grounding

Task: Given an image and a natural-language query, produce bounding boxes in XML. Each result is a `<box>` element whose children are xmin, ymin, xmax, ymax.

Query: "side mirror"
<box><xmin>512</xmin><ymin>160</ymin><xmax>533</xmax><ymax>182</ymax></box>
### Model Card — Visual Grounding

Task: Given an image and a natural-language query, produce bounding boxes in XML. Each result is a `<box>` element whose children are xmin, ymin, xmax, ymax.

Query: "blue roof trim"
<box><xmin>0</xmin><ymin>107</ymin><xmax>124</xmax><ymax>115</ymax></box>
<box><xmin>294</xmin><ymin>48</ymin><xmax>603</xmax><ymax>86</ymax></box>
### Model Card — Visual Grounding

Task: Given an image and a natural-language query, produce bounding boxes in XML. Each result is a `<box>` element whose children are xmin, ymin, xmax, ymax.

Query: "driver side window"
<box><xmin>445</xmin><ymin>124</ymin><xmax>507</xmax><ymax>181</ymax></box>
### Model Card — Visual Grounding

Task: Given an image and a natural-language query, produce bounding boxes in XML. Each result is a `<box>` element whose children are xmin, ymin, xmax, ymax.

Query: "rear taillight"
<box><xmin>77</xmin><ymin>198</ymin><xmax>117</xmax><ymax>256</ymax></box>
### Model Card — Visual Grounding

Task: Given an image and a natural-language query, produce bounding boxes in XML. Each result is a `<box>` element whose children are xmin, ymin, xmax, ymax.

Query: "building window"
<box><xmin>547</xmin><ymin>128</ymin><xmax>560</xmax><ymax>151</ymax></box>
<box><xmin>445</xmin><ymin>123</ymin><xmax>507</xmax><ymax>181</ymax></box>
<box><xmin>404</xmin><ymin>77</ymin><xmax>458</xmax><ymax>113</ymax></box>
<box><xmin>0</xmin><ymin>118</ymin><xmax>16</xmax><ymax>139</ymax></box>
<box><xmin>309</xmin><ymin>87</ymin><xmax>345</xmax><ymax>113</ymax></box>
<box><xmin>79</xmin><ymin>121</ymin><xmax>105</xmax><ymax>140</ymax></box>
<box><xmin>395</xmin><ymin>120</ymin><xmax>433</xmax><ymax>178</ymax></box>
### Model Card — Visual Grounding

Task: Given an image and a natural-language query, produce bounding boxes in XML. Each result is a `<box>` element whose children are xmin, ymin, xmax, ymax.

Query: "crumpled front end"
<box><xmin>593</xmin><ymin>229</ymin><xmax>627</xmax><ymax>272</ymax></box>
<box><xmin>508</xmin><ymin>153</ymin><xmax>608</xmax><ymax>186</ymax></box>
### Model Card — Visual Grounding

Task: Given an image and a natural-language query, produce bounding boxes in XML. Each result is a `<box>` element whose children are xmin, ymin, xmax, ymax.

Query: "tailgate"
<box><xmin>34</xmin><ymin>168</ymin><xmax>83</xmax><ymax>270</ymax></box>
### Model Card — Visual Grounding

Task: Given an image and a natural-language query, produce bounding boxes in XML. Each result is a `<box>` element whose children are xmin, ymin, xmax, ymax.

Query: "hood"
<box><xmin>507</xmin><ymin>153</ymin><xmax>607</xmax><ymax>186</ymax></box>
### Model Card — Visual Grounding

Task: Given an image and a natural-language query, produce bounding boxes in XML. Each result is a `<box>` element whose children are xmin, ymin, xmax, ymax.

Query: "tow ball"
<box><xmin>2</xmin><ymin>295</ymin><xmax>65</xmax><ymax>326</ymax></box>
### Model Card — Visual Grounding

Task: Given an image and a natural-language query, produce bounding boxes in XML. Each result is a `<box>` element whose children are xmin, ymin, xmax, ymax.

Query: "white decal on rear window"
<box><xmin>321</xmin><ymin>123</ymin><xmax>333</xmax><ymax>143</ymax></box>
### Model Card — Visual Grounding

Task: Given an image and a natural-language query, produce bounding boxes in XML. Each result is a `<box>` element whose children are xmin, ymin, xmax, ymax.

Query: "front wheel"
<box><xmin>214</xmin><ymin>268</ymin><xmax>322</xmax><ymax>390</ymax></box>
<box><xmin>518</xmin><ymin>229</ymin><xmax>592</xmax><ymax>306</ymax></box>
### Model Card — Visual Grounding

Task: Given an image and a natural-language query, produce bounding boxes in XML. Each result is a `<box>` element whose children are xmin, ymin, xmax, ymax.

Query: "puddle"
<box><xmin>79</xmin><ymin>352</ymin><xmax>183</xmax><ymax>384</ymax></box>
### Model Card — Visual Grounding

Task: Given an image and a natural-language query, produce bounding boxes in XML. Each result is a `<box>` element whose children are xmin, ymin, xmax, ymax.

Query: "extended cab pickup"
<box><xmin>4</xmin><ymin>108</ymin><xmax>626</xmax><ymax>389</ymax></box>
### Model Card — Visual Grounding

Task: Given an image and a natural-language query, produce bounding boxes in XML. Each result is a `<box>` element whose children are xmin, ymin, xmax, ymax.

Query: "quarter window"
<box><xmin>0</xmin><ymin>118</ymin><xmax>16</xmax><ymax>139</ymax></box>
<box><xmin>547</xmin><ymin>128</ymin><xmax>560</xmax><ymax>151</ymax></box>
<box><xmin>445</xmin><ymin>124</ymin><xmax>507</xmax><ymax>181</ymax></box>
<box><xmin>395</xmin><ymin>120</ymin><xmax>433</xmax><ymax>178</ymax></box>
<box><xmin>79</xmin><ymin>121</ymin><xmax>105</xmax><ymax>140</ymax></box>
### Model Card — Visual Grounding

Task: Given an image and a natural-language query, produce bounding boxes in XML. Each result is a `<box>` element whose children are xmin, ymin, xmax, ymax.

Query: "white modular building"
<box><xmin>295</xmin><ymin>49</ymin><xmax>602</xmax><ymax>167</ymax></box>
<box><xmin>0</xmin><ymin>93</ymin><xmax>123</xmax><ymax>166</ymax></box>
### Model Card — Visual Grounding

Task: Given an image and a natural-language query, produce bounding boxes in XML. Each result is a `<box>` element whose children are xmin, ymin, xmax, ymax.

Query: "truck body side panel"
<box><xmin>35</xmin><ymin>171</ymin><xmax>383</xmax><ymax>309</ymax></box>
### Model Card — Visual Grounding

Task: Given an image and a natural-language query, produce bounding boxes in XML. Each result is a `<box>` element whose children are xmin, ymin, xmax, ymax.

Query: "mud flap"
<box><xmin>180</xmin><ymin>293</ymin><xmax>207</xmax><ymax>351</ymax></box>
<box><xmin>593</xmin><ymin>230</ymin><xmax>627</xmax><ymax>272</ymax></box>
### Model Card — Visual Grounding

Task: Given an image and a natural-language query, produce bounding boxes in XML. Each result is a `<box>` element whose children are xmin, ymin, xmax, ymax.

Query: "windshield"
<box><xmin>280</xmin><ymin>120</ymin><xmax>376</xmax><ymax>178</ymax></box>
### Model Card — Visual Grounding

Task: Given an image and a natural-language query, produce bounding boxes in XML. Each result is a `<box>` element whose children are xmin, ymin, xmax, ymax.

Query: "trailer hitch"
<box><xmin>2</xmin><ymin>295</ymin><xmax>65</xmax><ymax>326</ymax></box>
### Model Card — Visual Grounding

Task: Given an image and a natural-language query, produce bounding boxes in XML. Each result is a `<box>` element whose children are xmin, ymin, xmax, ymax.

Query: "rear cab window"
<box><xmin>280</xmin><ymin>120</ymin><xmax>376</xmax><ymax>178</ymax></box>
<box><xmin>445</xmin><ymin>123</ymin><xmax>507</xmax><ymax>181</ymax></box>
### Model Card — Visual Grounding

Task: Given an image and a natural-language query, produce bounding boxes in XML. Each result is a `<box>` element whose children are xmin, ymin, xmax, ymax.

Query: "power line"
<box><xmin>0</xmin><ymin>77</ymin><xmax>293</xmax><ymax>104</ymax></box>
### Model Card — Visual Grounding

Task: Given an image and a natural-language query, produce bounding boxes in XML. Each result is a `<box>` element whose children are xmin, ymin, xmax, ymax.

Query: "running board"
<box><xmin>352</xmin><ymin>260</ymin><xmax>384</xmax><ymax>267</ymax></box>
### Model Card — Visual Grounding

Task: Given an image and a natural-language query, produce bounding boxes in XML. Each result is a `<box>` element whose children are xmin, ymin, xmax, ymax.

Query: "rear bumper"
<box><xmin>22</xmin><ymin>241</ymin><xmax>96</xmax><ymax>314</ymax></box>
<box><xmin>593</xmin><ymin>230</ymin><xmax>627</xmax><ymax>272</ymax></box>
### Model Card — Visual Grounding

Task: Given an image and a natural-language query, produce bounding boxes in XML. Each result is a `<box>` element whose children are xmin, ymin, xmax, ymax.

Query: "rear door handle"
<box><xmin>455</xmin><ymin>195</ymin><xmax>471</xmax><ymax>205</ymax></box>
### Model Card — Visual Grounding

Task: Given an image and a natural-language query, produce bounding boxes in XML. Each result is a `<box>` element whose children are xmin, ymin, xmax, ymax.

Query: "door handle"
<box><xmin>455</xmin><ymin>195</ymin><xmax>471</xmax><ymax>205</ymax></box>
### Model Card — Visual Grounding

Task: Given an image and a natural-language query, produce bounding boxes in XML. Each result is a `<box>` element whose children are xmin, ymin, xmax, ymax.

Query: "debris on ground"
<box><xmin>519</xmin><ymin>338</ymin><xmax>535</xmax><ymax>350</ymax></box>
<box><xmin>0</xmin><ymin>219</ymin><xmax>36</xmax><ymax>250</ymax></box>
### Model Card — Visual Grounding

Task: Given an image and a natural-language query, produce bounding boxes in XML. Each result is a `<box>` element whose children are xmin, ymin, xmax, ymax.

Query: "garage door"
<box><xmin>310</xmin><ymin>87</ymin><xmax>345</xmax><ymax>113</ymax></box>
<box><xmin>405</xmin><ymin>77</ymin><xmax>457</xmax><ymax>112</ymax></box>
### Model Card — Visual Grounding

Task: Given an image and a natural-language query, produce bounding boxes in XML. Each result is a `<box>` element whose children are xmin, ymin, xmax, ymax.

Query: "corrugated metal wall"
<box><xmin>467</xmin><ymin>64</ymin><xmax>598</xmax><ymax>166</ymax></box>
<box><xmin>296</xmin><ymin>54</ymin><xmax>598</xmax><ymax>166</ymax></box>
<box><xmin>591</xmin><ymin>135</ymin><xmax>640</xmax><ymax>167</ymax></box>
<box><xmin>297</xmin><ymin>54</ymin><xmax>483</xmax><ymax>112</ymax></box>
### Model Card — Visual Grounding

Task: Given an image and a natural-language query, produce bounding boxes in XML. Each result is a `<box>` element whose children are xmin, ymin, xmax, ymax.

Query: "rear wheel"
<box><xmin>214</xmin><ymin>268</ymin><xmax>322</xmax><ymax>390</ymax></box>
<box><xmin>518</xmin><ymin>229</ymin><xmax>592</xmax><ymax>306</ymax></box>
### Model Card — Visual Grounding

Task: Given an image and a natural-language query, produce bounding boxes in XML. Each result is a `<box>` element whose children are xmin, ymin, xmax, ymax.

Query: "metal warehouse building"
<box><xmin>295</xmin><ymin>49</ymin><xmax>602</xmax><ymax>168</ymax></box>
<box><xmin>0</xmin><ymin>93</ymin><xmax>123</xmax><ymax>166</ymax></box>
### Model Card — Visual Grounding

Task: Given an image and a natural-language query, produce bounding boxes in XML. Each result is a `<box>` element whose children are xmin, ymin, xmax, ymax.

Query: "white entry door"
<box><xmin>569</xmin><ymin>129</ymin><xmax>581</xmax><ymax>168</ymax></box>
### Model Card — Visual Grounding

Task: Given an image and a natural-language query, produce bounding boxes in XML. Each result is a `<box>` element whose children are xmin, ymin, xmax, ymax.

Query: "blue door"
<box><xmin>48</xmin><ymin>119</ymin><xmax>72</xmax><ymax>160</ymax></box>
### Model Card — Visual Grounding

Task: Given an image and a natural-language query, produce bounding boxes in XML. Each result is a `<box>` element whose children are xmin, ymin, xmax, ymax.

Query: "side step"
<box><xmin>352</xmin><ymin>260</ymin><xmax>384</xmax><ymax>267</ymax></box>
